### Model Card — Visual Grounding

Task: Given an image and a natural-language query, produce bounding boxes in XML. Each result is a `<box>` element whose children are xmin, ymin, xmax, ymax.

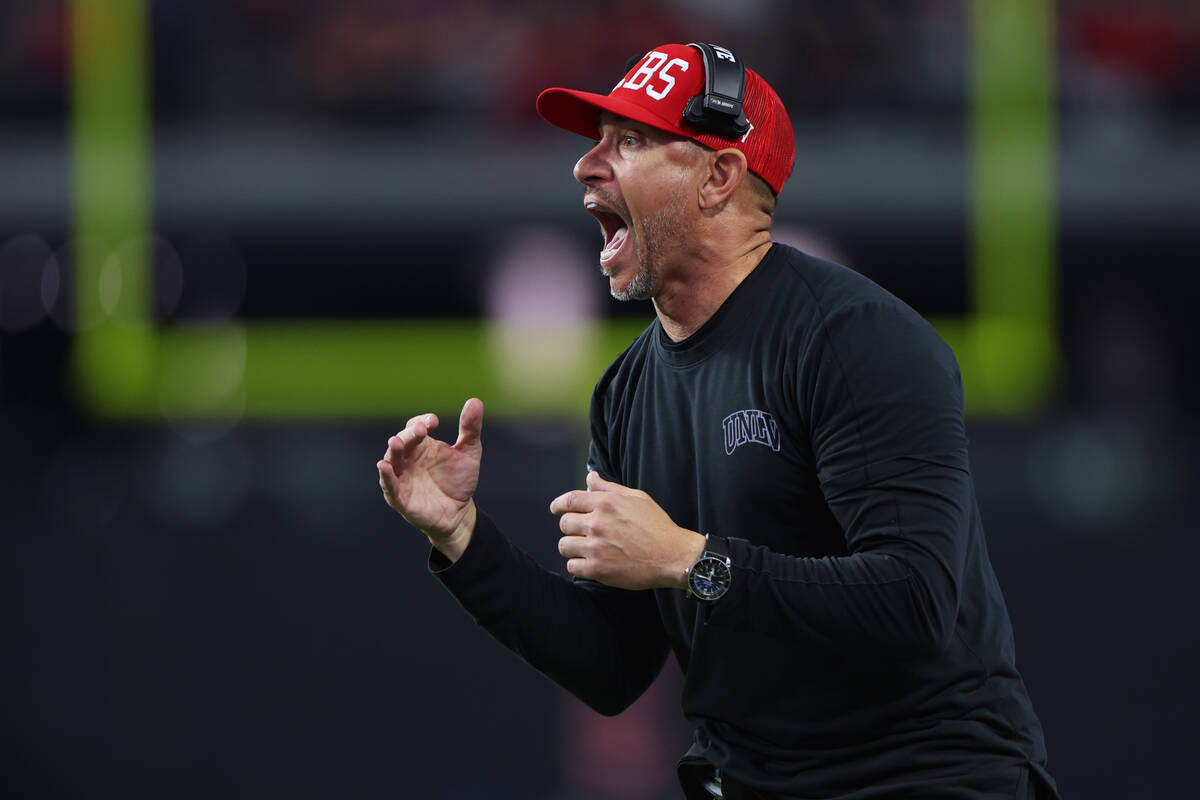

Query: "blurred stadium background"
<box><xmin>1</xmin><ymin>1</ymin><xmax>1198</xmax><ymax>797</ymax></box>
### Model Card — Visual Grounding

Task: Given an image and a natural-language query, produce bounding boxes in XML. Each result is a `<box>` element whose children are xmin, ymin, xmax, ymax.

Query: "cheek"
<box><xmin>630</xmin><ymin>183</ymin><xmax>687</xmax><ymax>227</ymax></box>
<box><xmin>617</xmin><ymin>156</ymin><xmax>699</xmax><ymax>233</ymax></box>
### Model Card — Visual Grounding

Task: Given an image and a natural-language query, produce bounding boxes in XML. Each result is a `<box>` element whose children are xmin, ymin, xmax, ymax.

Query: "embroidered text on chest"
<box><xmin>722</xmin><ymin>409</ymin><xmax>781</xmax><ymax>455</ymax></box>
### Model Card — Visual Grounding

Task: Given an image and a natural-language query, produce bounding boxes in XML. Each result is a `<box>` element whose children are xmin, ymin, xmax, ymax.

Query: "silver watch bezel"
<box><xmin>686</xmin><ymin>551</ymin><xmax>731</xmax><ymax>601</ymax></box>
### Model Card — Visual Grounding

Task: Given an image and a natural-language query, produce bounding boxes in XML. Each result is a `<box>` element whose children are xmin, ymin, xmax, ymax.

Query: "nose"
<box><xmin>573</xmin><ymin>138</ymin><xmax>612</xmax><ymax>186</ymax></box>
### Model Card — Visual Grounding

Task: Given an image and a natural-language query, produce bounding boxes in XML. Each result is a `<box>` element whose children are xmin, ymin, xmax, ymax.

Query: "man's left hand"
<box><xmin>549</xmin><ymin>471</ymin><xmax>707</xmax><ymax>590</ymax></box>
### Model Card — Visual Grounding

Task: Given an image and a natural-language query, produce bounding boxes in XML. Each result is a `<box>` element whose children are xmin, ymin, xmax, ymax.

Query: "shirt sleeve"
<box><xmin>430</xmin><ymin>508</ymin><xmax>670</xmax><ymax>715</ymax></box>
<box><xmin>702</xmin><ymin>300</ymin><xmax>971</xmax><ymax>659</ymax></box>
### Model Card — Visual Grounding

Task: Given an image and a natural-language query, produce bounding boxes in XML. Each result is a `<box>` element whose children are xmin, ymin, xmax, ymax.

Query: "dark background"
<box><xmin>2</xmin><ymin>2</ymin><xmax>1199</xmax><ymax>798</ymax></box>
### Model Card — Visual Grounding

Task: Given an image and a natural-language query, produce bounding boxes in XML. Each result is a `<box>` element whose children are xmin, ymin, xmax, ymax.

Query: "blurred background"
<box><xmin>2</xmin><ymin>1</ymin><xmax>1198</xmax><ymax>798</ymax></box>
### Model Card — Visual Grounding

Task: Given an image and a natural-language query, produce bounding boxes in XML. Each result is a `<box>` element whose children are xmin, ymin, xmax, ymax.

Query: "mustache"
<box><xmin>583</xmin><ymin>189</ymin><xmax>629</xmax><ymax>218</ymax></box>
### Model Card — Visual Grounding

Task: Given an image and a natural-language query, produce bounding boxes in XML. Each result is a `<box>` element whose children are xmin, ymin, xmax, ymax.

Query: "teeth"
<box><xmin>600</xmin><ymin>227</ymin><xmax>628</xmax><ymax>264</ymax></box>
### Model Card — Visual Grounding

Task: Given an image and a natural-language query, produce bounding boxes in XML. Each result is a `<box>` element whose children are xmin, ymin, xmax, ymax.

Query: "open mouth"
<box><xmin>585</xmin><ymin>199</ymin><xmax>630</xmax><ymax>266</ymax></box>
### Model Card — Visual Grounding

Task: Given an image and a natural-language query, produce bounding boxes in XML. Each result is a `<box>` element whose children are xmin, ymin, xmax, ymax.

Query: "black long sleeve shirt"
<box><xmin>432</xmin><ymin>244</ymin><xmax>1057</xmax><ymax>798</ymax></box>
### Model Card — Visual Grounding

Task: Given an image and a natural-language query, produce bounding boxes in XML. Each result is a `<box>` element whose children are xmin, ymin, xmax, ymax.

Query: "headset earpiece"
<box><xmin>683</xmin><ymin>43</ymin><xmax>750</xmax><ymax>138</ymax></box>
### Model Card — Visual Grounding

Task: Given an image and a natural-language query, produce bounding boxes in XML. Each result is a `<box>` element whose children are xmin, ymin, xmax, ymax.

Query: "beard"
<box><xmin>606</xmin><ymin>191</ymin><xmax>689</xmax><ymax>302</ymax></box>
<box><xmin>609</xmin><ymin>262</ymin><xmax>655</xmax><ymax>302</ymax></box>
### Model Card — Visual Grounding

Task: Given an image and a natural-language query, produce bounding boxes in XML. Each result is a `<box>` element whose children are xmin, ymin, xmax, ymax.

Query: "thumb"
<box><xmin>454</xmin><ymin>397</ymin><xmax>484</xmax><ymax>453</ymax></box>
<box><xmin>586</xmin><ymin>469</ymin><xmax>632</xmax><ymax>494</ymax></box>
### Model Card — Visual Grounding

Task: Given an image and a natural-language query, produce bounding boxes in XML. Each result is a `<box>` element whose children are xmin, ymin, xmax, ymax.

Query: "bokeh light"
<box><xmin>485</xmin><ymin>227</ymin><xmax>600</xmax><ymax>413</ymax></box>
<box><xmin>0</xmin><ymin>233</ymin><xmax>53</xmax><ymax>332</ymax></box>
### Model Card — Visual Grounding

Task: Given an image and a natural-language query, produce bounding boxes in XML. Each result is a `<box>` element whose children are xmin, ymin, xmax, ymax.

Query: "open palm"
<box><xmin>378</xmin><ymin>398</ymin><xmax>484</xmax><ymax>542</ymax></box>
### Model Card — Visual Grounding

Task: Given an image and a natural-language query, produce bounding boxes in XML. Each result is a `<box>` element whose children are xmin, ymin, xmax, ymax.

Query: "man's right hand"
<box><xmin>377</xmin><ymin>397</ymin><xmax>484</xmax><ymax>562</ymax></box>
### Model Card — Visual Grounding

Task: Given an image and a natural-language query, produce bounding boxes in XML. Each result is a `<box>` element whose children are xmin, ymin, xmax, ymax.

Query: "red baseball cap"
<box><xmin>536</xmin><ymin>43</ymin><xmax>795</xmax><ymax>196</ymax></box>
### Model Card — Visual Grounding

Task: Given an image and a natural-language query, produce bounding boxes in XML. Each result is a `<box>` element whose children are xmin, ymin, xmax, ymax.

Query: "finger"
<box><xmin>385</xmin><ymin>433</ymin><xmax>409</xmax><ymax>464</ymax></box>
<box><xmin>406</xmin><ymin>413</ymin><xmax>439</xmax><ymax>432</ymax></box>
<box><xmin>557</xmin><ymin>512</ymin><xmax>585</xmax><ymax>537</ymax></box>
<box><xmin>454</xmin><ymin>397</ymin><xmax>484</xmax><ymax>453</ymax></box>
<box><xmin>549</xmin><ymin>489</ymin><xmax>594</xmax><ymax>516</ymax></box>
<box><xmin>586</xmin><ymin>470</ymin><xmax>637</xmax><ymax>495</ymax></box>
<box><xmin>388</xmin><ymin>423</ymin><xmax>430</xmax><ymax>461</ymax></box>
<box><xmin>377</xmin><ymin>459</ymin><xmax>399</xmax><ymax>500</ymax></box>
<box><xmin>381</xmin><ymin>433</ymin><xmax>414</xmax><ymax>461</ymax></box>
<box><xmin>565</xmin><ymin>557</ymin><xmax>590</xmax><ymax>579</ymax></box>
<box><xmin>557</xmin><ymin>531</ymin><xmax>587</xmax><ymax>558</ymax></box>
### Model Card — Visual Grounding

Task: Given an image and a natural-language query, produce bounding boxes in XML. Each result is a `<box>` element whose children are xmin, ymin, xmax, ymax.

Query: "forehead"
<box><xmin>596</xmin><ymin>111</ymin><xmax>688</xmax><ymax>142</ymax></box>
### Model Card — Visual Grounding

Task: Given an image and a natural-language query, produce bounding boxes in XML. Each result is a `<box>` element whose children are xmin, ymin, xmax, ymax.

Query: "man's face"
<box><xmin>573</xmin><ymin>114</ymin><xmax>703</xmax><ymax>301</ymax></box>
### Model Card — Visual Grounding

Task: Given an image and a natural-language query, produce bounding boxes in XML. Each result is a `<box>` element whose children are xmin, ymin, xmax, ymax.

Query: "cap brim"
<box><xmin>536</xmin><ymin>87</ymin><xmax>688</xmax><ymax>141</ymax></box>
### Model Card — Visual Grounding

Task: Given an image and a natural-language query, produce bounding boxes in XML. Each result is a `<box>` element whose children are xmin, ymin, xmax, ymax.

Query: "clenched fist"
<box><xmin>549</xmin><ymin>470</ymin><xmax>706</xmax><ymax>590</ymax></box>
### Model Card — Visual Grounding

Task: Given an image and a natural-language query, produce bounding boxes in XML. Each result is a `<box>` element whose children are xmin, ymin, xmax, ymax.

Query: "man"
<box><xmin>378</xmin><ymin>43</ymin><xmax>1058</xmax><ymax>799</ymax></box>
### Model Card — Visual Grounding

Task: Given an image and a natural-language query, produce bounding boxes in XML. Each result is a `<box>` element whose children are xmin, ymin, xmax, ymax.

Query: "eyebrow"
<box><xmin>595</xmin><ymin>112</ymin><xmax>621</xmax><ymax>136</ymax></box>
<box><xmin>596</xmin><ymin>113</ymin><xmax>651</xmax><ymax>138</ymax></box>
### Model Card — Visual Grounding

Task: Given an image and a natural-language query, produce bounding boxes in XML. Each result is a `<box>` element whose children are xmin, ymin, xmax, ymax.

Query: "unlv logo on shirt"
<box><xmin>722</xmin><ymin>410</ymin><xmax>781</xmax><ymax>456</ymax></box>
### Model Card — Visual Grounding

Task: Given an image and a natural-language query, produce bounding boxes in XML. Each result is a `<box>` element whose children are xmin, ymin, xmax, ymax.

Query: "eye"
<box><xmin>620</xmin><ymin>132</ymin><xmax>639</xmax><ymax>148</ymax></box>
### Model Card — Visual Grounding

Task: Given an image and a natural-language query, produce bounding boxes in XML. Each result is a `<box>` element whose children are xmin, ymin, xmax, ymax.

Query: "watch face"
<box><xmin>690</xmin><ymin>556</ymin><xmax>731</xmax><ymax>599</ymax></box>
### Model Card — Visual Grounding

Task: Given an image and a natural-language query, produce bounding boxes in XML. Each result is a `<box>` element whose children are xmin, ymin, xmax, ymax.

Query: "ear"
<box><xmin>698</xmin><ymin>149</ymin><xmax>748</xmax><ymax>211</ymax></box>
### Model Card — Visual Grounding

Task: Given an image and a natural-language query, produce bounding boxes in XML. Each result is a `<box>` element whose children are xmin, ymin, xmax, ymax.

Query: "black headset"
<box><xmin>683</xmin><ymin>43</ymin><xmax>750</xmax><ymax>138</ymax></box>
<box><xmin>624</xmin><ymin>43</ymin><xmax>750</xmax><ymax>138</ymax></box>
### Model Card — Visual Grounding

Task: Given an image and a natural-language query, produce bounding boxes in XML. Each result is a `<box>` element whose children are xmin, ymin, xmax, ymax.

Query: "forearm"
<box><xmin>704</xmin><ymin>534</ymin><xmax>957</xmax><ymax>658</ymax></box>
<box><xmin>431</xmin><ymin>509</ymin><xmax>669</xmax><ymax>714</ymax></box>
<box><xmin>704</xmin><ymin>458</ymin><xmax>968</xmax><ymax>658</ymax></box>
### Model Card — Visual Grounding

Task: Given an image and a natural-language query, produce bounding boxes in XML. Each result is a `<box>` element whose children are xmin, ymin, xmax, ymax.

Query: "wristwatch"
<box><xmin>685</xmin><ymin>539</ymin><xmax>732</xmax><ymax>602</ymax></box>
